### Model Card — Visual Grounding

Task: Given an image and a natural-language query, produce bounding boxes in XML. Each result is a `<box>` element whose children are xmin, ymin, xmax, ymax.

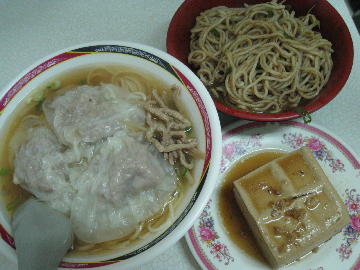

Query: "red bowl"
<box><xmin>167</xmin><ymin>0</ymin><xmax>354</xmax><ymax>121</ymax></box>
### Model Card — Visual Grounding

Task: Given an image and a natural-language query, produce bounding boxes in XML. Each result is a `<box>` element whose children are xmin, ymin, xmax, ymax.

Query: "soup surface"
<box><xmin>0</xmin><ymin>65</ymin><xmax>199</xmax><ymax>256</ymax></box>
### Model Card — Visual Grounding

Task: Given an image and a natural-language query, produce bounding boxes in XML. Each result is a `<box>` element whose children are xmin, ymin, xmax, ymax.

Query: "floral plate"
<box><xmin>186</xmin><ymin>121</ymin><xmax>360</xmax><ymax>270</ymax></box>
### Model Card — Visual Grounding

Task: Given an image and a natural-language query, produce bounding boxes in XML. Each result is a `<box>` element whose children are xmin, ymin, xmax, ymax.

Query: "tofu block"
<box><xmin>233</xmin><ymin>147</ymin><xmax>349</xmax><ymax>268</ymax></box>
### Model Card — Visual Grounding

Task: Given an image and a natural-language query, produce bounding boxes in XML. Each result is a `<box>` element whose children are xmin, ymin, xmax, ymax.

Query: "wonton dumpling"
<box><xmin>13</xmin><ymin>83</ymin><xmax>178</xmax><ymax>244</ymax></box>
<box><xmin>13</xmin><ymin>126</ymin><xmax>75</xmax><ymax>214</ymax></box>
<box><xmin>70</xmin><ymin>131</ymin><xmax>177</xmax><ymax>243</ymax></box>
<box><xmin>43</xmin><ymin>84</ymin><xmax>145</xmax><ymax>149</ymax></box>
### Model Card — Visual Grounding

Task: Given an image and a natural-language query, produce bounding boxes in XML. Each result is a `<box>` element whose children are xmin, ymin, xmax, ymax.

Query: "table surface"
<box><xmin>0</xmin><ymin>1</ymin><xmax>359</xmax><ymax>269</ymax></box>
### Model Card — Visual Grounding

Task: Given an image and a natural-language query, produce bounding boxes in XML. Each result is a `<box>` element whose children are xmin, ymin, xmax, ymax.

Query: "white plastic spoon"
<box><xmin>12</xmin><ymin>199</ymin><xmax>73</xmax><ymax>270</ymax></box>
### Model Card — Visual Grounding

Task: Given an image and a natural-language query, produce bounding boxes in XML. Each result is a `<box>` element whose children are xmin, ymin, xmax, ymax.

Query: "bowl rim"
<box><xmin>0</xmin><ymin>40</ymin><xmax>222</xmax><ymax>269</ymax></box>
<box><xmin>166</xmin><ymin>0</ymin><xmax>354</xmax><ymax>122</ymax></box>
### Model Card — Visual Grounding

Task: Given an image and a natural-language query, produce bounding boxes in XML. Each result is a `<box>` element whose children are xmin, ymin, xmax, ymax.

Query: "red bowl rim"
<box><xmin>166</xmin><ymin>0</ymin><xmax>354</xmax><ymax>121</ymax></box>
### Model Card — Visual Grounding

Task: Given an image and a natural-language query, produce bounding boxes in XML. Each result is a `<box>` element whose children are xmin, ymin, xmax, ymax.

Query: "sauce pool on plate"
<box><xmin>217</xmin><ymin>150</ymin><xmax>285</xmax><ymax>262</ymax></box>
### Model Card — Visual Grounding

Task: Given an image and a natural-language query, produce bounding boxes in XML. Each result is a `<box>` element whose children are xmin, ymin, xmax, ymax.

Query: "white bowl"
<box><xmin>0</xmin><ymin>41</ymin><xmax>222</xmax><ymax>269</ymax></box>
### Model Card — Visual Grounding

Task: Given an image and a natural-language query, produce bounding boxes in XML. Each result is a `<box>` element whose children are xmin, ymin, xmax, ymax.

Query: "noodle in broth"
<box><xmin>1</xmin><ymin>65</ymin><xmax>200</xmax><ymax>256</ymax></box>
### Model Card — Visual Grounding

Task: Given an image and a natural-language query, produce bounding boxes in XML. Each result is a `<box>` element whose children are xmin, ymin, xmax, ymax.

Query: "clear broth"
<box><xmin>0</xmin><ymin>65</ymin><xmax>194</xmax><ymax>256</ymax></box>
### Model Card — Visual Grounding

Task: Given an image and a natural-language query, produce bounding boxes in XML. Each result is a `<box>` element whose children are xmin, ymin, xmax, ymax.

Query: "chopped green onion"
<box><xmin>35</xmin><ymin>98</ymin><xmax>45</xmax><ymax>111</ymax></box>
<box><xmin>6</xmin><ymin>197</ymin><xmax>23</xmax><ymax>212</ymax></box>
<box><xmin>176</xmin><ymin>165</ymin><xmax>189</xmax><ymax>178</ymax></box>
<box><xmin>46</xmin><ymin>80</ymin><xmax>61</xmax><ymax>90</ymax></box>
<box><xmin>0</xmin><ymin>168</ymin><xmax>10</xmax><ymax>176</ymax></box>
<box><xmin>295</xmin><ymin>107</ymin><xmax>312</xmax><ymax>124</ymax></box>
<box><xmin>184</xmin><ymin>126</ymin><xmax>192</xmax><ymax>134</ymax></box>
<box><xmin>266</xmin><ymin>10</ymin><xmax>274</xmax><ymax>17</ymax></box>
<box><xmin>210</xmin><ymin>29</ymin><xmax>220</xmax><ymax>38</ymax></box>
<box><xmin>180</xmin><ymin>167</ymin><xmax>189</xmax><ymax>177</ymax></box>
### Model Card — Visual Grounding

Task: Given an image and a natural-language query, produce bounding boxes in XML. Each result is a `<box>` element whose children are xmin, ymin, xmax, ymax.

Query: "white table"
<box><xmin>0</xmin><ymin>1</ymin><xmax>359</xmax><ymax>269</ymax></box>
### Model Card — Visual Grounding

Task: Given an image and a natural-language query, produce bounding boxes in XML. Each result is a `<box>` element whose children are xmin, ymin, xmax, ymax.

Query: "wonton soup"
<box><xmin>0</xmin><ymin>65</ymin><xmax>202</xmax><ymax>256</ymax></box>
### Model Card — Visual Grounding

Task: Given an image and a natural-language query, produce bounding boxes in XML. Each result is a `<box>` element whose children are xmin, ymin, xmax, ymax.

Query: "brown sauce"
<box><xmin>217</xmin><ymin>150</ymin><xmax>285</xmax><ymax>262</ymax></box>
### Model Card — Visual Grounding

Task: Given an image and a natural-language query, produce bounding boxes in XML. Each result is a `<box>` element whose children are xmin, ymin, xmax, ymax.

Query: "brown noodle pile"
<box><xmin>188</xmin><ymin>0</ymin><xmax>333</xmax><ymax>113</ymax></box>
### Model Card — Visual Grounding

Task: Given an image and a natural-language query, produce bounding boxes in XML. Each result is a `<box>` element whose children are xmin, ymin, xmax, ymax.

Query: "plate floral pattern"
<box><xmin>198</xmin><ymin>200</ymin><xmax>234</xmax><ymax>265</ymax></box>
<box><xmin>337</xmin><ymin>189</ymin><xmax>360</xmax><ymax>261</ymax></box>
<box><xmin>282</xmin><ymin>132</ymin><xmax>345</xmax><ymax>173</ymax></box>
<box><xmin>186</xmin><ymin>121</ymin><xmax>360</xmax><ymax>270</ymax></box>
